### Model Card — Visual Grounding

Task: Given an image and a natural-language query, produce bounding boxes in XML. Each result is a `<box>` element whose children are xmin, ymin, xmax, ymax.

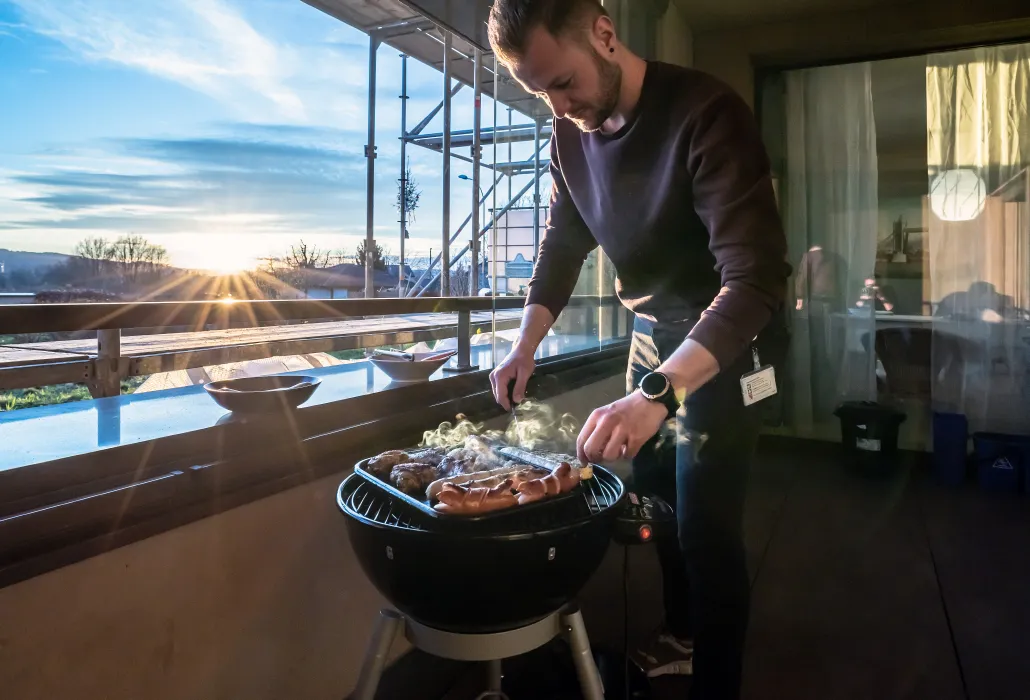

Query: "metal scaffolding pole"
<box><xmin>507</xmin><ymin>107</ymin><xmax>513</xmax><ymax>204</ymax></box>
<box><xmin>441</xmin><ymin>32</ymin><xmax>452</xmax><ymax>297</ymax></box>
<box><xmin>398</xmin><ymin>54</ymin><xmax>408</xmax><ymax>298</ymax></box>
<box><xmin>364</xmin><ymin>35</ymin><xmax>380</xmax><ymax>299</ymax></box>
<box><xmin>533</xmin><ymin>116</ymin><xmax>542</xmax><ymax>259</ymax></box>
<box><xmin>471</xmin><ymin>47</ymin><xmax>482</xmax><ymax>297</ymax></box>
<box><xmin>492</xmin><ymin>52</ymin><xmax>499</xmax><ymax>333</ymax></box>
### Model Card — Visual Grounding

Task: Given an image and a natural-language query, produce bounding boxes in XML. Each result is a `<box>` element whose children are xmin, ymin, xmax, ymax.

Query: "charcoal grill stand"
<box><xmin>351</xmin><ymin>603</ymin><xmax>605</xmax><ymax>700</ymax></box>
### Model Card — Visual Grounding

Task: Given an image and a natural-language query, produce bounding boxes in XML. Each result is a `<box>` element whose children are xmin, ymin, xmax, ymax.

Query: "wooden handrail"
<box><xmin>0</xmin><ymin>295</ymin><xmax>621</xmax><ymax>335</ymax></box>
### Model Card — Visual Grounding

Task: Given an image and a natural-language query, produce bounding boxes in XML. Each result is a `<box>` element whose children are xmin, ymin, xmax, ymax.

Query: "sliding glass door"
<box><xmin>762</xmin><ymin>41</ymin><xmax>1030</xmax><ymax>442</ymax></box>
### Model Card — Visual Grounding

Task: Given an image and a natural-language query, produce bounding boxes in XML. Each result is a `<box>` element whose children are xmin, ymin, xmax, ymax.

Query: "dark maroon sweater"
<box><xmin>527</xmin><ymin>61</ymin><xmax>790</xmax><ymax>370</ymax></box>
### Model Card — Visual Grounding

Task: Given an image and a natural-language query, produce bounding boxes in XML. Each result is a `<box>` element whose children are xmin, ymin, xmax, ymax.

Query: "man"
<box><xmin>486</xmin><ymin>1</ymin><xmax>790</xmax><ymax>698</ymax></box>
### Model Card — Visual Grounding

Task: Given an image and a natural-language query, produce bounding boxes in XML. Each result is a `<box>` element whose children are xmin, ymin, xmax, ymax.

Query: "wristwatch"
<box><xmin>639</xmin><ymin>371</ymin><xmax>680</xmax><ymax>419</ymax></box>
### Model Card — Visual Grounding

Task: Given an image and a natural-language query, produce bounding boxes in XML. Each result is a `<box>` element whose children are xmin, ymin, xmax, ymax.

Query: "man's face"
<box><xmin>508</xmin><ymin>24</ymin><xmax>621</xmax><ymax>132</ymax></box>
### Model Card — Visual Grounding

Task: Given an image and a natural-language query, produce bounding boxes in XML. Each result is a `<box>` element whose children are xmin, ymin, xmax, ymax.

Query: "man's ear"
<box><xmin>590</xmin><ymin>14</ymin><xmax>617</xmax><ymax>54</ymax></box>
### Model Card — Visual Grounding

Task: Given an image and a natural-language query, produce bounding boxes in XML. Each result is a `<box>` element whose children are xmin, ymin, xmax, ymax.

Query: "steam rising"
<box><xmin>420</xmin><ymin>399</ymin><xmax>581</xmax><ymax>453</ymax></box>
<box><xmin>503</xmin><ymin>399</ymin><xmax>580</xmax><ymax>451</ymax></box>
<box><xmin>420</xmin><ymin>415</ymin><xmax>493</xmax><ymax>448</ymax></box>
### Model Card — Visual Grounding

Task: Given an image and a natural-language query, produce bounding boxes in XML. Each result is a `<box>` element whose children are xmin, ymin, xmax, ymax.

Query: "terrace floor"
<box><xmin>432</xmin><ymin>440</ymin><xmax>1029</xmax><ymax>700</ymax></box>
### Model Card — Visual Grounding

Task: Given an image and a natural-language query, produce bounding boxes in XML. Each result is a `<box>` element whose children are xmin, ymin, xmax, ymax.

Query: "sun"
<box><xmin>205</xmin><ymin>255</ymin><xmax>253</xmax><ymax>274</ymax></box>
<box><xmin>186</xmin><ymin>236</ymin><xmax>259</xmax><ymax>274</ymax></box>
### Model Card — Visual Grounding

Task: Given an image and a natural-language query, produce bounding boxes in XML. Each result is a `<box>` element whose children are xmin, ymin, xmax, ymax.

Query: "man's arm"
<box><xmin>490</xmin><ymin>132</ymin><xmax>596</xmax><ymax>409</ymax></box>
<box><xmin>488</xmin><ymin>303</ymin><xmax>556</xmax><ymax>409</ymax></box>
<box><xmin>669</xmin><ymin>88</ymin><xmax>790</xmax><ymax>391</ymax></box>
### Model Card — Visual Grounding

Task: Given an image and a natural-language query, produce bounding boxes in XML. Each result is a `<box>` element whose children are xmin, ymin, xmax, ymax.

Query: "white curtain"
<box><xmin>926</xmin><ymin>44</ymin><xmax>1030</xmax><ymax>434</ymax></box>
<box><xmin>784</xmin><ymin>63</ymin><xmax>880</xmax><ymax>432</ymax></box>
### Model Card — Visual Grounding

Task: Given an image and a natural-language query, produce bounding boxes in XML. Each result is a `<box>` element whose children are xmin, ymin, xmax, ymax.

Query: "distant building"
<box><xmin>290</xmin><ymin>263</ymin><xmax>416</xmax><ymax>299</ymax></box>
<box><xmin>485</xmin><ymin>205</ymin><xmax>546</xmax><ymax>294</ymax></box>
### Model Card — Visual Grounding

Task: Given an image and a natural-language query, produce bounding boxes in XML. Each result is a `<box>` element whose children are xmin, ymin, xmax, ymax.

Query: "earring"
<box><xmin>609</xmin><ymin>47</ymin><xmax>615</xmax><ymax>53</ymax></box>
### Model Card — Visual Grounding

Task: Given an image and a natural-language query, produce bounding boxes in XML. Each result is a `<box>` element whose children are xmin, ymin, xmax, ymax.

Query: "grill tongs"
<box><xmin>476</xmin><ymin>435</ymin><xmax>578</xmax><ymax>474</ymax></box>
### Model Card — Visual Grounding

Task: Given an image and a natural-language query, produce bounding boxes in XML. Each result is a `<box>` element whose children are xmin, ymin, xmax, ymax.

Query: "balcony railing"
<box><xmin>0</xmin><ymin>296</ymin><xmax>629</xmax><ymax>398</ymax></box>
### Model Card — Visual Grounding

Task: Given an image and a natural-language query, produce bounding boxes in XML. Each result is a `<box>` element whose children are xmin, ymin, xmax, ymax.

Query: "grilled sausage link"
<box><xmin>515</xmin><ymin>462</ymin><xmax>581</xmax><ymax>505</ymax></box>
<box><xmin>433</xmin><ymin>480</ymin><xmax>518</xmax><ymax>514</ymax></box>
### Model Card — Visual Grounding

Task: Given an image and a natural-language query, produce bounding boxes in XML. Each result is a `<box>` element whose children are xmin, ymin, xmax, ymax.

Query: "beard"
<box><xmin>568</xmin><ymin>48</ymin><xmax>622</xmax><ymax>132</ymax></box>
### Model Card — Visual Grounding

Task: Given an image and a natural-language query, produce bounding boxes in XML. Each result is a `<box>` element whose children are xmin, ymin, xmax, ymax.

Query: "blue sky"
<box><xmin>0</xmin><ymin>0</ymin><xmax>546</xmax><ymax>271</ymax></box>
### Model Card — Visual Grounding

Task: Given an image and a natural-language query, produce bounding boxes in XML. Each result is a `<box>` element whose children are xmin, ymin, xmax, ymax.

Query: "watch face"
<box><xmin>640</xmin><ymin>372</ymin><xmax>668</xmax><ymax>398</ymax></box>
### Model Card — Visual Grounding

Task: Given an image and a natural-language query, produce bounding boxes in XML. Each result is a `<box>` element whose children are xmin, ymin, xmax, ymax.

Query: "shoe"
<box><xmin>630</xmin><ymin>627</ymin><xmax>694</xmax><ymax>678</ymax></box>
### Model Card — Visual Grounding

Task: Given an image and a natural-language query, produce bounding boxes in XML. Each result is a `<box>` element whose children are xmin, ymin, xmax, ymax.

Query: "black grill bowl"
<box><xmin>337</xmin><ymin>465</ymin><xmax>625</xmax><ymax>633</ymax></box>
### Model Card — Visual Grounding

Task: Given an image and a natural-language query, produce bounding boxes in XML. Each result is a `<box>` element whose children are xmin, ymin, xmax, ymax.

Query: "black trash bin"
<box><xmin>833</xmin><ymin>401</ymin><xmax>907</xmax><ymax>474</ymax></box>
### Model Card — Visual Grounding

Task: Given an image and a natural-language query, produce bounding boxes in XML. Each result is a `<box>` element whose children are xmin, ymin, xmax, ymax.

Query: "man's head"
<box><xmin>488</xmin><ymin>0</ymin><xmax>622</xmax><ymax>132</ymax></box>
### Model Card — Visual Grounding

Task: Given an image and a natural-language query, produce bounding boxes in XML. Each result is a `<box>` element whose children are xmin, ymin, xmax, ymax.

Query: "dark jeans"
<box><xmin>627</xmin><ymin>318</ymin><xmax>760</xmax><ymax>700</ymax></box>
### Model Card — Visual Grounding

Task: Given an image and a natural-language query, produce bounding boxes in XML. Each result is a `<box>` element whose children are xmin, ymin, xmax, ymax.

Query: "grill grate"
<box><xmin>341</xmin><ymin>462</ymin><xmax>623</xmax><ymax>534</ymax></box>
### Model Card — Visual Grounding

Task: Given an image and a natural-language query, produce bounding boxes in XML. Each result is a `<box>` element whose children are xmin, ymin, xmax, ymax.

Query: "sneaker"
<box><xmin>631</xmin><ymin>628</ymin><xmax>694</xmax><ymax>678</ymax></box>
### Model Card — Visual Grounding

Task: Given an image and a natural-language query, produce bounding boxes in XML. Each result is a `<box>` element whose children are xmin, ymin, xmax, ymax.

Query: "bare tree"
<box><xmin>111</xmin><ymin>234</ymin><xmax>167</xmax><ymax>282</ymax></box>
<box><xmin>450</xmin><ymin>259</ymin><xmax>474</xmax><ymax>296</ymax></box>
<box><xmin>328</xmin><ymin>249</ymin><xmax>350</xmax><ymax>267</ymax></box>
<box><xmin>75</xmin><ymin>236</ymin><xmax>114</xmax><ymax>277</ymax></box>
<box><xmin>284</xmin><ymin>240</ymin><xmax>331</xmax><ymax>269</ymax></box>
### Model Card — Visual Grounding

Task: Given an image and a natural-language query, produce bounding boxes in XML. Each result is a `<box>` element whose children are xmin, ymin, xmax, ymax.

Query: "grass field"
<box><xmin>1</xmin><ymin>377</ymin><xmax>147</xmax><ymax>412</ymax></box>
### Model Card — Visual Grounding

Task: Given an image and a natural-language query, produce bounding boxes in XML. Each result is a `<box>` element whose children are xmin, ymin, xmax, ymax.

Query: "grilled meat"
<box><xmin>406</xmin><ymin>447</ymin><xmax>447</xmax><ymax>467</ymax></box>
<box><xmin>434</xmin><ymin>480</ymin><xmax>518</xmax><ymax>514</ymax></box>
<box><xmin>366</xmin><ymin>450</ymin><xmax>411</xmax><ymax>479</ymax></box>
<box><xmin>438</xmin><ymin>446</ymin><xmax>506</xmax><ymax>478</ymax></box>
<box><xmin>390</xmin><ymin>462</ymin><xmax>440</xmax><ymax>496</ymax></box>
<box><xmin>438</xmin><ymin>448</ymin><xmax>478</xmax><ymax>478</ymax></box>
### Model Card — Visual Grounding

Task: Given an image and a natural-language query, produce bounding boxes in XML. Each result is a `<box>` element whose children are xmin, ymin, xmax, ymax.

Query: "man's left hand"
<box><xmin>577</xmin><ymin>391</ymin><xmax>669</xmax><ymax>464</ymax></box>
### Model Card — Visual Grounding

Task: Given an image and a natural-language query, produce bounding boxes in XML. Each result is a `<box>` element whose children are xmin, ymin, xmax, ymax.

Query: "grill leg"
<box><xmin>562</xmin><ymin>606</ymin><xmax>605</xmax><ymax>700</ymax></box>
<box><xmin>486</xmin><ymin>658</ymin><xmax>503</xmax><ymax>692</ymax></box>
<box><xmin>351</xmin><ymin>609</ymin><xmax>403</xmax><ymax>700</ymax></box>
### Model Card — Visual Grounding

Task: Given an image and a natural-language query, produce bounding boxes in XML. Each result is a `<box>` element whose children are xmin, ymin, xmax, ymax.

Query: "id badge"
<box><xmin>741</xmin><ymin>346</ymin><xmax>778</xmax><ymax>407</ymax></box>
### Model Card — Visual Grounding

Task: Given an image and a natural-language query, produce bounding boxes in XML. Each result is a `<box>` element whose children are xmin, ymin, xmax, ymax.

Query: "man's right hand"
<box><xmin>490</xmin><ymin>346</ymin><xmax>536</xmax><ymax>411</ymax></box>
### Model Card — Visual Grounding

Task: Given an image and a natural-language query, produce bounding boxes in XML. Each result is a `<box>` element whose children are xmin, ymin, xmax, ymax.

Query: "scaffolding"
<box><xmin>358</xmin><ymin>16</ymin><xmax>551</xmax><ymax>299</ymax></box>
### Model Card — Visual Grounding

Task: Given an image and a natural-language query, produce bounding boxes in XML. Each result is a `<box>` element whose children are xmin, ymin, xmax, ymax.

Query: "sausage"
<box><xmin>516</xmin><ymin>462</ymin><xmax>581</xmax><ymax>505</ymax></box>
<box><xmin>433</xmin><ymin>480</ymin><xmax>519</xmax><ymax>514</ymax></box>
<box><xmin>425</xmin><ymin>464</ymin><xmax>548</xmax><ymax>500</ymax></box>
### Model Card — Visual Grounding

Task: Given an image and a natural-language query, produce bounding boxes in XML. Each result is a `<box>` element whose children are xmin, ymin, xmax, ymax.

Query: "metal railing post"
<box><xmin>90</xmin><ymin>329</ymin><xmax>123</xmax><ymax>399</ymax></box>
<box><xmin>399</xmin><ymin>53</ymin><xmax>408</xmax><ymax>297</ymax></box>
<box><xmin>441</xmin><ymin>32</ymin><xmax>452</xmax><ymax>297</ymax></box>
<box><xmin>443</xmin><ymin>309</ymin><xmax>478</xmax><ymax>373</ymax></box>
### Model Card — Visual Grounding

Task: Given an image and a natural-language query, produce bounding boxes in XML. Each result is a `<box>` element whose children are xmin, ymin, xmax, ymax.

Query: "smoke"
<box><xmin>420</xmin><ymin>414</ymin><xmax>498</xmax><ymax>448</ymax></box>
<box><xmin>502</xmin><ymin>399</ymin><xmax>580</xmax><ymax>452</ymax></box>
<box><xmin>419</xmin><ymin>401</ymin><xmax>581</xmax><ymax>452</ymax></box>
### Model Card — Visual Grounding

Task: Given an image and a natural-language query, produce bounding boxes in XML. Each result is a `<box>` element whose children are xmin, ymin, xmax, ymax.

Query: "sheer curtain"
<box><xmin>783</xmin><ymin>63</ymin><xmax>880</xmax><ymax>434</ymax></box>
<box><xmin>926</xmin><ymin>44</ymin><xmax>1030</xmax><ymax>434</ymax></box>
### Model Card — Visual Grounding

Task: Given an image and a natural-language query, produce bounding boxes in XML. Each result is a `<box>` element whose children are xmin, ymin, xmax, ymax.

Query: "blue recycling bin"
<box><xmin>973</xmin><ymin>433</ymin><xmax>1023</xmax><ymax>494</ymax></box>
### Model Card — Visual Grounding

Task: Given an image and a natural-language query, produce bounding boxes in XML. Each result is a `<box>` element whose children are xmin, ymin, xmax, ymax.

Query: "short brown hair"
<box><xmin>488</xmin><ymin>0</ymin><xmax>608</xmax><ymax>64</ymax></box>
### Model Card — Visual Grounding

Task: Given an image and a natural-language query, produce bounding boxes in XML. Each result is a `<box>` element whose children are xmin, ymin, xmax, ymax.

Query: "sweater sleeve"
<box><xmin>684</xmin><ymin>89</ymin><xmax>791</xmax><ymax>370</ymax></box>
<box><xmin>525</xmin><ymin>132</ymin><xmax>598</xmax><ymax>319</ymax></box>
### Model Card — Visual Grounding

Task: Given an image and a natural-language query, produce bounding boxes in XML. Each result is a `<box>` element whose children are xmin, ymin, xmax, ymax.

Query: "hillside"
<box><xmin>0</xmin><ymin>248</ymin><xmax>72</xmax><ymax>273</ymax></box>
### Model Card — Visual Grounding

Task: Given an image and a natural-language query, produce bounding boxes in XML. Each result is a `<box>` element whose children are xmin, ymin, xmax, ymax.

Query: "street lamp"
<box><xmin>458</xmin><ymin>174</ymin><xmax>485</xmax><ymax>294</ymax></box>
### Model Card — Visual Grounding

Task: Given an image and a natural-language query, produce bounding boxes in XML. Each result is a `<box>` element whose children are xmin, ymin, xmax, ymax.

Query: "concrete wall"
<box><xmin>0</xmin><ymin>376</ymin><xmax>629</xmax><ymax>700</ymax></box>
<box><xmin>693</xmin><ymin>0</ymin><xmax>1030</xmax><ymax>106</ymax></box>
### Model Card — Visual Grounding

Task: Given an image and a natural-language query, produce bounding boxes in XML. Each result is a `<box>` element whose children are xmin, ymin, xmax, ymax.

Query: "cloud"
<box><xmin>0</xmin><ymin>124</ymin><xmax>374</xmax><ymax>239</ymax></box>
<box><xmin>6</xmin><ymin>0</ymin><xmax>320</xmax><ymax>122</ymax></box>
<box><xmin>0</xmin><ymin>0</ymin><xmax>545</xmax><ymax>263</ymax></box>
